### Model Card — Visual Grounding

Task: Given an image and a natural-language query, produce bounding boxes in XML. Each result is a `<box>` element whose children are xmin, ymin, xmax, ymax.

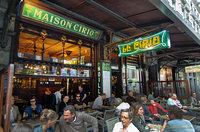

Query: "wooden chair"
<box><xmin>98</xmin><ymin>109</ymin><xmax>116</xmax><ymax>132</ymax></box>
<box><xmin>106</xmin><ymin>117</ymin><xmax>119</xmax><ymax>132</ymax></box>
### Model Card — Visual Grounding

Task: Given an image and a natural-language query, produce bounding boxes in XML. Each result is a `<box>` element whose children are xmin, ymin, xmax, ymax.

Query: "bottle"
<box><xmin>191</xmin><ymin>103</ymin><xmax>193</xmax><ymax>108</ymax></box>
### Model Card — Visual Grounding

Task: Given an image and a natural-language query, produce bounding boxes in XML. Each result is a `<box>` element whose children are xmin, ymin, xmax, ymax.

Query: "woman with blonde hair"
<box><xmin>40</xmin><ymin>109</ymin><xmax>59</xmax><ymax>132</ymax></box>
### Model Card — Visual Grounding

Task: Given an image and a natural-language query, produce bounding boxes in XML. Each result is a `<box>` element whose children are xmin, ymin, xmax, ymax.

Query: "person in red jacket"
<box><xmin>149</xmin><ymin>99</ymin><xmax>168</xmax><ymax>117</ymax></box>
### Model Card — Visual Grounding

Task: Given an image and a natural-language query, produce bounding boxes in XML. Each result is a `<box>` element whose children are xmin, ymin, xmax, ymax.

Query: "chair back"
<box><xmin>84</xmin><ymin>111</ymin><xmax>99</xmax><ymax>132</ymax></box>
<box><xmin>104</xmin><ymin>109</ymin><xmax>116</xmax><ymax>121</ymax></box>
<box><xmin>88</xmin><ymin>111</ymin><xmax>99</xmax><ymax>118</ymax></box>
<box><xmin>88</xmin><ymin>102</ymin><xmax>94</xmax><ymax>108</ymax></box>
<box><xmin>160</xmin><ymin>101</ymin><xmax>167</xmax><ymax>109</ymax></box>
<box><xmin>106</xmin><ymin>117</ymin><xmax>119</xmax><ymax>132</ymax></box>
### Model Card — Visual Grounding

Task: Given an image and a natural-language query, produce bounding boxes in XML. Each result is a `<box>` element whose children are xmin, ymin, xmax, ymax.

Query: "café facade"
<box><xmin>12</xmin><ymin>0</ymin><xmax>102</xmax><ymax>105</ymax></box>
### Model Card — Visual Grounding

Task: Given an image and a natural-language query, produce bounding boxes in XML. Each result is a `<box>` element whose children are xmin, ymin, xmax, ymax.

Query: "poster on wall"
<box><xmin>102</xmin><ymin>62</ymin><xmax>111</xmax><ymax>98</ymax></box>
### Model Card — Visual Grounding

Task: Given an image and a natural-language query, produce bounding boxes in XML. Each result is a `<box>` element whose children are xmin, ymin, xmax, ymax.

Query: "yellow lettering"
<box><xmin>148</xmin><ymin>38</ymin><xmax>152</xmax><ymax>47</ymax></box>
<box><xmin>42</xmin><ymin>13</ymin><xmax>49</xmax><ymax>22</ymax></box>
<box><xmin>53</xmin><ymin>17</ymin><xmax>60</xmax><ymax>25</ymax></box>
<box><xmin>74</xmin><ymin>24</ymin><xmax>79</xmax><ymax>31</ymax></box>
<box><xmin>134</xmin><ymin>42</ymin><xmax>139</xmax><ymax>49</ymax></box>
<box><xmin>66</xmin><ymin>21</ymin><xmax>72</xmax><ymax>29</ymax></box>
<box><xmin>60</xmin><ymin>20</ymin><xmax>66</xmax><ymax>26</ymax></box>
<box><xmin>79</xmin><ymin>26</ymin><xmax>82</xmax><ymax>32</ymax></box>
<box><xmin>153</xmin><ymin>36</ymin><xmax>160</xmax><ymax>45</ymax></box>
<box><xmin>34</xmin><ymin>9</ymin><xmax>42</xmax><ymax>19</ymax></box>
<box><xmin>143</xmin><ymin>39</ymin><xmax>148</xmax><ymax>48</ymax></box>
<box><xmin>127</xmin><ymin>45</ymin><xmax>131</xmax><ymax>52</ymax></box>
<box><xmin>82</xmin><ymin>27</ymin><xmax>87</xmax><ymax>34</ymax></box>
<box><xmin>122</xmin><ymin>46</ymin><xmax>126</xmax><ymax>53</ymax></box>
<box><xmin>90</xmin><ymin>31</ymin><xmax>94</xmax><ymax>36</ymax></box>
<box><xmin>140</xmin><ymin>41</ymin><xmax>143</xmax><ymax>49</ymax></box>
<box><xmin>87</xmin><ymin>29</ymin><xmax>90</xmax><ymax>35</ymax></box>
<box><xmin>49</xmin><ymin>16</ymin><xmax>54</xmax><ymax>23</ymax></box>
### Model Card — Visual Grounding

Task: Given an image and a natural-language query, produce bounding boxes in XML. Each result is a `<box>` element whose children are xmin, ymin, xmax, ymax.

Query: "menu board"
<box><xmin>102</xmin><ymin>62</ymin><xmax>111</xmax><ymax>98</ymax></box>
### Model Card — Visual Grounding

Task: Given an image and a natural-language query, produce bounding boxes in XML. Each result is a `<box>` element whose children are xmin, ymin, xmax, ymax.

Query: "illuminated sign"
<box><xmin>185</xmin><ymin>65</ymin><xmax>200</xmax><ymax>73</ymax></box>
<box><xmin>118</xmin><ymin>30</ymin><xmax>171</xmax><ymax>57</ymax></box>
<box><xmin>21</xmin><ymin>3</ymin><xmax>101</xmax><ymax>40</ymax></box>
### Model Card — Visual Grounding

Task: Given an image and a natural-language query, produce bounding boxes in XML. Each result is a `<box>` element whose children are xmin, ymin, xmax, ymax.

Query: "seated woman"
<box><xmin>59</xmin><ymin>95</ymin><xmax>69</xmax><ymax>115</ymax></box>
<box><xmin>40</xmin><ymin>109</ymin><xmax>59</xmax><ymax>132</ymax></box>
<box><xmin>149</xmin><ymin>99</ymin><xmax>168</xmax><ymax>116</ymax></box>
<box><xmin>131</xmin><ymin>103</ymin><xmax>151</xmax><ymax>132</ymax></box>
<box><xmin>24</xmin><ymin>97</ymin><xmax>42</xmax><ymax>119</ymax></box>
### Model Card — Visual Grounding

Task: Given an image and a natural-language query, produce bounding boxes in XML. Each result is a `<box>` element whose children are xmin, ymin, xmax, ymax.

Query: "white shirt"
<box><xmin>10</xmin><ymin>106</ymin><xmax>14</xmax><ymax>123</ymax></box>
<box><xmin>112</xmin><ymin>122</ymin><xmax>139</xmax><ymax>132</ymax></box>
<box><xmin>167</xmin><ymin>98</ymin><xmax>177</xmax><ymax>106</ymax></box>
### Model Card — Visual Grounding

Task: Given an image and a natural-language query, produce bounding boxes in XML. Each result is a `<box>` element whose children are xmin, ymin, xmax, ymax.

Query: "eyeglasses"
<box><xmin>76</xmin><ymin>96</ymin><xmax>80</xmax><ymax>97</ymax></box>
<box><xmin>120</xmin><ymin>116</ymin><xmax>129</xmax><ymax>119</ymax></box>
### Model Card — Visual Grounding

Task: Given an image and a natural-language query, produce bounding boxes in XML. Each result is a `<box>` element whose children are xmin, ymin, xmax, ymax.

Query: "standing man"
<box><xmin>92</xmin><ymin>93</ymin><xmax>108</xmax><ymax>111</ymax></box>
<box><xmin>113</xmin><ymin>109</ymin><xmax>139</xmax><ymax>132</ymax></box>
<box><xmin>55</xmin><ymin>87</ymin><xmax>65</xmax><ymax>112</ymax></box>
<box><xmin>59</xmin><ymin>105</ymin><xmax>98</xmax><ymax>132</ymax></box>
<box><xmin>78</xmin><ymin>85</ymin><xmax>87</xmax><ymax>103</ymax></box>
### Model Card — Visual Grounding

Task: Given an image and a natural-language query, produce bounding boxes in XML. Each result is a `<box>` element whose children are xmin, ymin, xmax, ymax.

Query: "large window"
<box><xmin>18</xmin><ymin>31</ymin><xmax>92</xmax><ymax>66</ymax></box>
<box><xmin>122</xmin><ymin>65</ymin><xmax>140</xmax><ymax>94</ymax></box>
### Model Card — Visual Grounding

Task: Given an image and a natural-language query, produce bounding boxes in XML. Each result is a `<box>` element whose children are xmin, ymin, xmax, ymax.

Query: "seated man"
<box><xmin>167</xmin><ymin>93</ymin><xmax>187</xmax><ymax>113</ymax></box>
<box><xmin>126</xmin><ymin>91</ymin><xmax>136</xmax><ymax>105</ymax></box>
<box><xmin>190</xmin><ymin>93</ymin><xmax>199</xmax><ymax>105</ymax></box>
<box><xmin>3</xmin><ymin>96</ymin><xmax>21</xmax><ymax>124</ymax></box>
<box><xmin>113</xmin><ymin>109</ymin><xmax>139</xmax><ymax>131</ymax></box>
<box><xmin>147</xmin><ymin>91</ymin><xmax>154</xmax><ymax>101</ymax></box>
<box><xmin>92</xmin><ymin>93</ymin><xmax>108</xmax><ymax>111</ymax></box>
<box><xmin>108</xmin><ymin>92</ymin><xmax>116</xmax><ymax>106</ymax></box>
<box><xmin>149</xmin><ymin>99</ymin><xmax>168</xmax><ymax>116</ymax></box>
<box><xmin>161</xmin><ymin>105</ymin><xmax>195</xmax><ymax>132</ymax></box>
<box><xmin>73</xmin><ymin>93</ymin><xmax>87</xmax><ymax>110</ymax></box>
<box><xmin>59</xmin><ymin>105</ymin><xmax>98</xmax><ymax>132</ymax></box>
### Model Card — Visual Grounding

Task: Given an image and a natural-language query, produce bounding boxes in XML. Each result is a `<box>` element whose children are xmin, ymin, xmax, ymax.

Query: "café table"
<box><xmin>10</xmin><ymin>118</ymin><xmax>42</xmax><ymax>131</ymax></box>
<box><xmin>84</xmin><ymin>108</ymin><xmax>97</xmax><ymax>113</ymax></box>
<box><xmin>160</xmin><ymin>114</ymin><xmax>196</xmax><ymax>122</ymax></box>
<box><xmin>149</xmin><ymin>124</ymin><xmax>162</xmax><ymax>132</ymax></box>
<box><xmin>183</xmin><ymin>106</ymin><xmax>200</xmax><ymax>111</ymax></box>
<box><xmin>106</xmin><ymin>106</ymin><xmax>116</xmax><ymax>110</ymax></box>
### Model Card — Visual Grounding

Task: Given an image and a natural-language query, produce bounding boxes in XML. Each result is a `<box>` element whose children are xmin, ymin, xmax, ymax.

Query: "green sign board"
<box><xmin>118</xmin><ymin>30</ymin><xmax>171</xmax><ymax>57</ymax></box>
<box><xmin>21</xmin><ymin>3</ymin><xmax>101</xmax><ymax>40</ymax></box>
<box><xmin>102</xmin><ymin>62</ymin><xmax>111</xmax><ymax>98</ymax></box>
<box><xmin>185</xmin><ymin>65</ymin><xmax>200</xmax><ymax>73</ymax></box>
<box><xmin>102</xmin><ymin>62</ymin><xmax>111</xmax><ymax>71</ymax></box>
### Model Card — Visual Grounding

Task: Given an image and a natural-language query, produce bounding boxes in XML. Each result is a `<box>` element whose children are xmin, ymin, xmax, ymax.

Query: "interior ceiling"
<box><xmin>27</xmin><ymin>0</ymin><xmax>200</xmax><ymax>67</ymax></box>
<box><xmin>19</xmin><ymin>32</ymin><xmax>91</xmax><ymax>62</ymax></box>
